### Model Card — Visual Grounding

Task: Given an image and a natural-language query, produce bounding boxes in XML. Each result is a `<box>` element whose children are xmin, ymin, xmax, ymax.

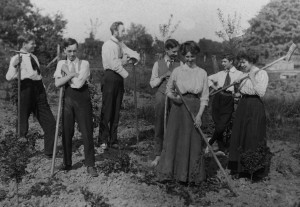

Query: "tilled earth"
<box><xmin>0</xmin><ymin>99</ymin><xmax>300</xmax><ymax>207</ymax></box>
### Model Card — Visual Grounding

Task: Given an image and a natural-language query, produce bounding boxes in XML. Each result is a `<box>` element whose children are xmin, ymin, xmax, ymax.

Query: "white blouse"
<box><xmin>239</xmin><ymin>67</ymin><xmax>269</xmax><ymax>97</ymax></box>
<box><xmin>166</xmin><ymin>64</ymin><xmax>209</xmax><ymax>106</ymax></box>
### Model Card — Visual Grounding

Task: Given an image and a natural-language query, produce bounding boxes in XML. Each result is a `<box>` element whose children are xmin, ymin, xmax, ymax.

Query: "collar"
<box><xmin>67</xmin><ymin>58</ymin><xmax>79</xmax><ymax>65</ymax></box>
<box><xmin>225</xmin><ymin>66</ymin><xmax>237</xmax><ymax>73</ymax></box>
<box><xmin>20</xmin><ymin>49</ymin><xmax>31</xmax><ymax>56</ymax></box>
<box><xmin>111</xmin><ymin>36</ymin><xmax>120</xmax><ymax>44</ymax></box>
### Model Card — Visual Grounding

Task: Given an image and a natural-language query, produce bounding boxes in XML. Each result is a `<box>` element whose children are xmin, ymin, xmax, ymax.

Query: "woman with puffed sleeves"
<box><xmin>156</xmin><ymin>41</ymin><xmax>209</xmax><ymax>184</ymax></box>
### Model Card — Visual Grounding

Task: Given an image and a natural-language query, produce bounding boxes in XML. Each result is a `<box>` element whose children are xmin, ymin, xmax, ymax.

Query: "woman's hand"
<box><xmin>194</xmin><ymin>113</ymin><xmax>202</xmax><ymax>128</ymax></box>
<box><xmin>172</xmin><ymin>94</ymin><xmax>182</xmax><ymax>104</ymax></box>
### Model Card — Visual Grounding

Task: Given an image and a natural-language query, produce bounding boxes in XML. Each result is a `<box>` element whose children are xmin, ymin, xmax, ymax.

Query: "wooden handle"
<box><xmin>174</xmin><ymin>82</ymin><xmax>237</xmax><ymax>196</ymax></box>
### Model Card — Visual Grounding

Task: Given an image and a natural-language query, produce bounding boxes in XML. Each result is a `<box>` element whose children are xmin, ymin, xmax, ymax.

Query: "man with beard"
<box><xmin>207</xmin><ymin>54</ymin><xmax>243</xmax><ymax>155</ymax></box>
<box><xmin>98</xmin><ymin>21</ymin><xmax>140</xmax><ymax>150</ymax></box>
<box><xmin>149</xmin><ymin>39</ymin><xmax>181</xmax><ymax>167</ymax></box>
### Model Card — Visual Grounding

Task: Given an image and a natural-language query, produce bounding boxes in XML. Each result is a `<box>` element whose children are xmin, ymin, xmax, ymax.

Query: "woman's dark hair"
<box><xmin>237</xmin><ymin>49</ymin><xmax>259</xmax><ymax>64</ymax></box>
<box><xmin>17</xmin><ymin>34</ymin><xmax>36</xmax><ymax>46</ymax></box>
<box><xmin>110</xmin><ymin>21</ymin><xmax>124</xmax><ymax>35</ymax></box>
<box><xmin>179</xmin><ymin>41</ymin><xmax>200</xmax><ymax>56</ymax></box>
<box><xmin>63</xmin><ymin>38</ymin><xmax>78</xmax><ymax>49</ymax></box>
<box><xmin>165</xmin><ymin>39</ymin><xmax>179</xmax><ymax>50</ymax></box>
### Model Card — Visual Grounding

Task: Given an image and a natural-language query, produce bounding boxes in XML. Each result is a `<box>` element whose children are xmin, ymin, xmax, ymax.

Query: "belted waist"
<box><xmin>21</xmin><ymin>78</ymin><xmax>42</xmax><ymax>84</ymax></box>
<box><xmin>241</xmin><ymin>94</ymin><xmax>259</xmax><ymax>98</ymax></box>
<box><xmin>182</xmin><ymin>93</ymin><xmax>199</xmax><ymax>98</ymax></box>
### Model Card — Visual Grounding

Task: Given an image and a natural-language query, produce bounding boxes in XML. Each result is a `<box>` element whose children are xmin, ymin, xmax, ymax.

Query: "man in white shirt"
<box><xmin>149</xmin><ymin>39</ymin><xmax>180</xmax><ymax>167</ymax></box>
<box><xmin>54</xmin><ymin>38</ymin><xmax>97</xmax><ymax>177</ymax></box>
<box><xmin>208</xmin><ymin>54</ymin><xmax>243</xmax><ymax>154</ymax></box>
<box><xmin>98</xmin><ymin>21</ymin><xmax>140</xmax><ymax>149</ymax></box>
<box><xmin>6</xmin><ymin>34</ymin><xmax>55</xmax><ymax>160</ymax></box>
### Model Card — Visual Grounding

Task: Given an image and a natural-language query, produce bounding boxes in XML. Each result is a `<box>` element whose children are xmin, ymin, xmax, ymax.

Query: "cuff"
<box><xmin>119</xmin><ymin>69</ymin><xmax>129</xmax><ymax>79</ymax></box>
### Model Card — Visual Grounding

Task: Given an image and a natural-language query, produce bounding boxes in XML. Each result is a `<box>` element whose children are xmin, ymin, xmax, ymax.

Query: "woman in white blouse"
<box><xmin>228</xmin><ymin>50</ymin><xmax>269</xmax><ymax>178</ymax></box>
<box><xmin>156</xmin><ymin>41</ymin><xmax>209</xmax><ymax>184</ymax></box>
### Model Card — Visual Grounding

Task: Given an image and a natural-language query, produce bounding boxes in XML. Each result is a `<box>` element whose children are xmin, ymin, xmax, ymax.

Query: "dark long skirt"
<box><xmin>228</xmin><ymin>95</ymin><xmax>267</xmax><ymax>173</ymax></box>
<box><xmin>156</xmin><ymin>94</ymin><xmax>205</xmax><ymax>183</ymax></box>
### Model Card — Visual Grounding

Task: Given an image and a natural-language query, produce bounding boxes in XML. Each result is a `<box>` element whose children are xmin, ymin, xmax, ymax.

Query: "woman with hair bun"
<box><xmin>156</xmin><ymin>41</ymin><xmax>209</xmax><ymax>184</ymax></box>
<box><xmin>228</xmin><ymin>49</ymin><xmax>269</xmax><ymax>178</ymax></box>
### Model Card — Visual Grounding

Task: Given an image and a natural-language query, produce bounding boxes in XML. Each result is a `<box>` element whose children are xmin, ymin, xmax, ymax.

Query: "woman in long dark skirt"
<box><xmin>156</xmin><ymin>41</ymin><xmax>209</xmax><ymax>184</ymax></box>
<box><xmin>228</xmin><ymin>50</ymin><xmax>269</xmax><ymax>177</ymax></box>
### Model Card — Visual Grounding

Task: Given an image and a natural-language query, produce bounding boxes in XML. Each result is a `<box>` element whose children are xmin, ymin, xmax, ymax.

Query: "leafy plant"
<box><xmin>0</xmin><ymin>129</ymin><xmax>37</xmax><ymax>204</ymax></box>
<box><xmin>97</xmin><ymin>152</ymin><xmax>131</xmax><ymax>176</ymax></box>
<box><xmin>240</xmin><ymin>144</ymin><xmax>273</xmax><ymax>180</ymax></box>
<box><xmin>80</xmin><ymin>187</ymin><xmax>110</xmax><ymax>207</ymax></box>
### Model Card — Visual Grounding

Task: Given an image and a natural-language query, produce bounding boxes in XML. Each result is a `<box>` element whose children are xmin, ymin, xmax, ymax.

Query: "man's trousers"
<box><xmin>62</xmin><ymin>84</ymin><xmax>95</xmax><ymax>167</ymax></box>
<box><xmin>19</xmin><ymin>79</ymin><xmax>55</xmax><ymax>155</ymax></box>
<box><xmin>209</xmin><ymin>92</ymin><xmax>234</xmax><ymax>151</ymax></box>
<box><xmin>98</xmin><ymin>70</ymin><xmax>124</xmax><ymax>146</ymax></box>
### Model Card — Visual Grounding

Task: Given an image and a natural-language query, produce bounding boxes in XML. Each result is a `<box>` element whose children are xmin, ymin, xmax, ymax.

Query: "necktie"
<box><xmin>168</xmin><ymin>60</ymin><xmax>174</xmax><ymax>68</ymax></box>
<box><xmin>30</xmin><ymin>55</ymin><xmax>41</xmax><ymax>75</ymax></box>
<box><xmin>70</xmin><ymin>62</ymin><xmax>76</xmax><ymax>73</ymax></box>
<box><xmin>223</xmin><ymin>70</ymin><xmax>231</xmax><ymax>87</ymax></box>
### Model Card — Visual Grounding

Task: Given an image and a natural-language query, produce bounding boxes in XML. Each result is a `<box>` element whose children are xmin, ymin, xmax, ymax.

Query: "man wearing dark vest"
<box><xmin>98</xmin><ymin>21</ymin><xmax>140</xmax><ymax>150</ymax></box>
<box><xmin>150</xmin><ymin>39</ymin><xmax>180</xmax><ymax>167</ymax></box>
<box><xmin>54</xmin><ymin>38</ymin><xmax>97</xmax><ymax>177</ymax></box>
<box><xmin>6</xmin><ymin>34</ymin><xmax>55</xmax><ymax>159</ymax></box>
<box><xmin>207</xmin><ymin>54</ymin><xmax>243</xmax><ymax>155</ymax></box>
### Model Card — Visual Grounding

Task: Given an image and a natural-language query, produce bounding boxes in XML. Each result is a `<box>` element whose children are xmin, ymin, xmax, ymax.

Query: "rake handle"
<box><xmin>174</xmin><ymin>82</ymin><xmax>237</xmax><ymax>195</ymax></box>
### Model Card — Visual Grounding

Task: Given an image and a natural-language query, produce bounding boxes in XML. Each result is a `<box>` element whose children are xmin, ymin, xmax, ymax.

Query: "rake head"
<box><xmin>285</xmin><ymin>43</ymin><xmax>298</xmax><ymax>61</ymax></box>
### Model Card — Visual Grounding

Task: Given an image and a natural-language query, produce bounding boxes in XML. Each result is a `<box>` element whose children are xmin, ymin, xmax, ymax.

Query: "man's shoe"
<box><xmin>59</xmin><ymin>164</ymin><xmax>72</xmax><ymax>172</ymax></box>
<box><xmin>87</xmin><ymin>167</ymin><xmax>98</xmax><ymax>177</ymax></box>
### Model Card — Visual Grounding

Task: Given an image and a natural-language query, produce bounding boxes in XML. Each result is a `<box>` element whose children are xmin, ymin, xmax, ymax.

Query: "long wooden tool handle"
<box><xmin>174</xmin><ymin>82</ymin><xmax>237</xmax><ymax>196</ymax></box>
<box><xmin>51</xmin><ymin>44</ymin><xmax>62</xmax><ymax>176</ymax></box>
<box><xmin>50</xmin><ymin>86</ymin><xmax>63</xmax><ymax>176</ymax></box>
<box><xmin>17</xmin><ymin>54</ymin><xmax>21</xmax><ymax>138</ymax></box>
<box><xmin>133</xmin><ymin>63</ymin><xmax>139</xmax><ymax>144</ymax></box>
<box><xmin>210</xmin><ymin>43</ymin><xmax>298</xmax><ymax>97</ymax></box>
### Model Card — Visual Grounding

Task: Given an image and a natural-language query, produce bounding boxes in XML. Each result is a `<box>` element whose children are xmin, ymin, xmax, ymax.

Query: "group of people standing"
<box><xmin>6</xmin><ymin>21</ymin><xmax>269</xmax><ymax>182</ymax></box>
<box><xmin>150</xmin><ymin>39</ymin><xmax>269</xmax><ymax>183</ymax></box>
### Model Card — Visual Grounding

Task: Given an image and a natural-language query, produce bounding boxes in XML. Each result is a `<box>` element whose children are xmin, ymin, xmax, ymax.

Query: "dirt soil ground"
<box><xmin>0</xmin><ymin>91</ymin><xmax>300</xmax><ymax>207</ymax></box>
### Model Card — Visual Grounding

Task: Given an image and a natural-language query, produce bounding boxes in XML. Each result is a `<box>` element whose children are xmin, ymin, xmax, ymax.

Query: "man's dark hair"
<box><xmin>17</xmin><ymin>34</ymin><xmax>36</xmax><ymax>47</ymax></box>
<box><xmin>110</xmin><ymin>21</ymin><xmax>124</xmax><ymax>35</ymax></box>
<box><xmin>180</xmin><ymin>41</ymin><xmax>200</xmax><ymax>56</ymax></box>
<box><xmin>222</xmin><ymin>53</ymin><xmax>235</xmax><ymax>62</ymax></box>
<box><xmin>63</xmin><ymin>38</ymin><xmax>78</xmax><ymax>49</ymax></box>
<box><xmin>237</xmin><ymin>49</ymin><xmax>259</xmax><ymax>64</ymax></box>
<box><xmin>165</xmin><ymin>39</ymin><xmax>179</xmax><ymax>50</ymax></box>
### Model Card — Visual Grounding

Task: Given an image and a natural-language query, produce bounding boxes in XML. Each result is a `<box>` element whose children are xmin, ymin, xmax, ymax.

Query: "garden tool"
<box><xmin>51</xmin><ymin>44</ymin><xmax>64</xmax><ymax>176</ymax></box>
<box><xmin>174</xmin><ymin>82</ymin><xmax>237</xmax><ymax>196</ymax></box>
<box><xmin>210</xmin><ymin>43</ymin><xmax>298</xmax><ymax>97</ymax></box>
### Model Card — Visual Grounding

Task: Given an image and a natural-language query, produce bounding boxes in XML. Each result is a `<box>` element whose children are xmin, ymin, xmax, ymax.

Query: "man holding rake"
<box><xmin>149</xmin><ymin>39</ymin><xmax>181</xmax><ymax>167</ymax></box>
<box><xmin>6</xmin><ymin>34</ymin><xmax>56</xmax><ymax>160</ymax></box>
<box><xmin>54</xmin><ymin>38</ymin><xmax>97</xmax><ymax>177</ymax></box>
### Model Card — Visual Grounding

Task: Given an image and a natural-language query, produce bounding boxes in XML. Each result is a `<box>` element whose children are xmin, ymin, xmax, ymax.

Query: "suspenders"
<box><xmin>64</xmin><ymin>59</ymin><xmax>82</xmax><ymax>72</ymax></box>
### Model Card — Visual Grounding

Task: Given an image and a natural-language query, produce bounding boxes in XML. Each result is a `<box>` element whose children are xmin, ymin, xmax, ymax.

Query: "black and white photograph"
<box><xmin>0</xmin><ymin>0</ymin><xmax>299</xmax><ymax>206</ymax></box>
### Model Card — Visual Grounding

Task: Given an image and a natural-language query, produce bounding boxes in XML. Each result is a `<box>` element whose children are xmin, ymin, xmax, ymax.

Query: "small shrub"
<box><xmin>97</xmin><ymin>152</ymin><xmax>131</xmax><ymax>176</ymax></box>
<box><xmin>240</xmin><ymin>144</ymin><xmax>273</xmax><ymax>180</ymax></box>
<box><xmin>80</xmin><ymin>187</ymin><xmax>110</xmax><ymax>207</ymax></box>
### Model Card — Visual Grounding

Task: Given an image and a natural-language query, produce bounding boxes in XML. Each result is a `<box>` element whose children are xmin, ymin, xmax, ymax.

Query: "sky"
<box><xmin>30</xmin><ymin>0</ymin><xmax>270</xmax><ymax>43</ymax></box>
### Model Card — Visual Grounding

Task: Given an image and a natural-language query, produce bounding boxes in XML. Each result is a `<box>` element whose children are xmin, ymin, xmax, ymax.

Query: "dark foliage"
<box><xmin>80</xmin><ymin>187</ymin><xmax>110</xmax><ymax>207</ymax></box>
<box><xmin>240</xmin><ymin>144</ymin><xmax>273</xmax><ymax>178</ymax></box>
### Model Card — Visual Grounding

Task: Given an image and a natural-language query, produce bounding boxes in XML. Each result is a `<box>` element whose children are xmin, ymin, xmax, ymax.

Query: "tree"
<box><xmin>244</xmin><ymin>0</ymin><xmax>300</xmax><ymax>58</ymax></box>
<box><xmin>153</xmin><ymin>14</ymin><xmax>181</xmax><ymax>54</ymax></box>
<box><xmin>124</xmin><ymin>23</ymin><xmax>154</xmax><ymax>53</ymax></box>
<box><xmin>0</xmin><ymin>0</ymin><xmax>33</xmax><ymax>46</ymax></box>
<box><xmin>215</xmin><ymin>8</ymin><xmax>244</xmax><ymax>55</ymax></box>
